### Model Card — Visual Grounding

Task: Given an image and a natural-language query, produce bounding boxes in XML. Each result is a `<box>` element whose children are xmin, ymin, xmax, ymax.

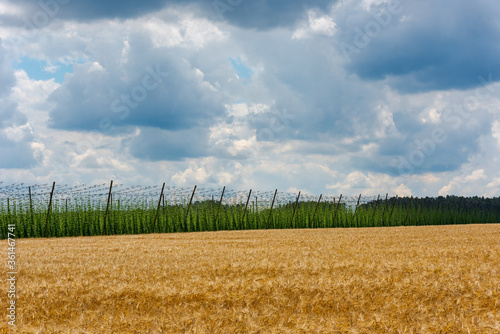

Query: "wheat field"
<box><xmin>1</xmin><ymin>224</ymin><xmax>499</xmax><ymax>333</ymax></box>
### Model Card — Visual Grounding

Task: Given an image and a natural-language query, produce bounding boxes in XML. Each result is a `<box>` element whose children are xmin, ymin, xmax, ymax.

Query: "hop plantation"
<box><xmin>1</xmin><ymin>181</ymin><xmax>499</xmax><ymax>239</ymax></box>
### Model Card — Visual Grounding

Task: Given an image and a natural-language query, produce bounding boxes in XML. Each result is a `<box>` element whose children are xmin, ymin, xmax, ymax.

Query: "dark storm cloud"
<box><xmin>43</xmin><ymin>22</ymin><xmax>229</xmax><ymax>160</ymax></box>
<box><xmin>126</xmin><ymin>126</ymin><xmax>210</xmax><ymax>161</ymax></box>
<box><xmin>234</xmin><ymin>33</ymin><xmax>382</xmax><ymax>144</ymax></box>
<box><xmin>0</xmin><ymin>137</ymin><xmax>39</xmax><ymax>169</ymax></box>
<box><xmin>337</xmin><ymin>0</ymin><xmax>500</xmax><ymax>92</ymax></box>
<box><xmin>47</xmin><ymin>49</ymin><xmax>223</xmax><ymax>134</ymax></box>
<box><xmin>6</xmin><ymin>0</ymin><xmax>173</xmax><ymax>21</ymax></box>
<box><xmin>7</xmin><ymin>0</ymin><xmax>335</xmax><ymax>29</ymax></box>
<box><xmin>211</xmin><ymin>0</ymin><xmax>334</xmax><ymax>30</ymax></box>
<box><xmin>0</xmin><ymin>100</ymin><xmax>27</xmax><ymax>128</ymax></box>
<box><xmin>384</xmin><ymin>103</ymin><xmax>492</xmax><ymax>175</ymax></box>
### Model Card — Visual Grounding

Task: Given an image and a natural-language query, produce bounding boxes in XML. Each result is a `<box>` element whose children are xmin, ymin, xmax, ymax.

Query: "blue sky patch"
<box><xmin>13</xmin><ymin>56</ymin><xmax>73</xmax><ymax>84</ymax></box>
<box><xmin>230</xmin><ymin>57</ymin><xmax>253</xmax><ymax>83</ymax></box>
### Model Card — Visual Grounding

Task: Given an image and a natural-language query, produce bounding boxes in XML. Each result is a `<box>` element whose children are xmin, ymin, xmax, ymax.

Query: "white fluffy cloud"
<box><xmin>292</xmin><ymin>10</ymin><xmax>337</xmax><ymax>39</ymax></box>
<box><xmin>0</xmin><ymin>39</ymin><xmax>42</xmax><ymax>169</ymax></box>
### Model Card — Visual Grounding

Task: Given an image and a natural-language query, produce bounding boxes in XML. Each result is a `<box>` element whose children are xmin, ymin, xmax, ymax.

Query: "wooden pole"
<box><xmin>456</xmin><ymin>199</ymin><xmax>464</xmax><ymax>223</ymax></box>
<box><xmin>435</xmin><ymin>197</ymin><xmax>442</xmax><ymax>215</ymax></box>
<box><xmin>404</xmin><ymin>196</ymin><xmax>413</xmax><ymax>226</ymax></box>
<box><xmin>311</xmin><ymin>194</ymin><xmax>322</xmax><ymax>228</ymax></box>
<box><xmin>101</xmin><ymin>180</ymin><xmax>113</xmax><ymax>235</ymax></box>
<box><xmin>152</xmin><ymin>182</ymin><xmax>165</xmax><ymax>232</ymax></box>
<box><xmin>184</xmin><ymin>185</ymin><xmax>197</xmax><ymax>232</ymax></box>
<box><xmin>29</xmin><ymin>186</ymin><xmax>34</xmax><ymax>230</ymax></box>
<box><xmin>241</xmin><ymin>189</ymin><xmax>252</xmax><ymax>229</ymax></box>
<box><xmin>434</xmin><ymin>197</ymin><xmax>442</xmax><ymax>224</ymax></box>
<box><xmin>472</xmin><ymin>200</ymin><xmax>481</xmax><ymax>223</ymax></box>
<box><xmin>214</xmin><ymin>186</ymin><xmax>225</xmax><ymax>230</ymax></box>
<box><xmin>448</xmin><ymin>197</ymin><xmax>456</xmax><ymax>223</ymax></box>
<box><xmin>7</xmin><ymin>198</ymin><xmax>10</xmax><ymax>226</ymax></box>
<box><xmin>484</xmin><ymin>200</ymin><xmax>492</xmax><ymax>223</ymax></box>
<box><xmin>496</xmin><ymin>202</ymin><xmax>500</xmax><ymax>224</ymax></box>
<box><xmin>43</xmin><ymin>181</ymin><xmax>56</xmax><ymax>238</ymax></box>
<box><xmin>291</xmin><ymin>191</ymin><xmax>301</xmax><ymax>227</ymax></box>
<box><xmin>418</xmin><ymin>197</ymin><xmax>427</xmax><ymax>224</ymax></box>
<box><xmin>371</xmin><ymin>194</ymin><xmax>381</xmax><ymax>224</ymax></box>
<box><xmin>388</xmin><ymin>195</ymin><xmax>398</xmax><ymax>225</ymax></box>
<box><xmin>333</xmin><ymin>194</ymin><xmax>342</xmax><ymax>227</ymax></box>
<box><xmin>381</xmin><ymin>193</ymin><xmax>388</xmax><ymax>225</ymax></box>
<box><xmin>351</xmin><ymin>194</ymin><xmax>362</xmax><ymax>224</ymax></box>
<box><xmin>211</xmin><ymin>194</ymin><xmax>214</xmax><ymax>223</ymax></box>
<box><xmin>266</xmin><ymin>189</ymin><xmax>278</xmax><ymax>229</ymax></box>
<box><xmin>255</xmin><ymin>196</ymin><xmax>258</xmax><ymax>227</ymax></box>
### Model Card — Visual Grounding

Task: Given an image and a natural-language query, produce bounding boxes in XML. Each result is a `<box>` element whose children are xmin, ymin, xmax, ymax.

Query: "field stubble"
<box><xmin>1</xmin><ymin>224</ymin><xmax>499</xmax><ymax>333</ymax></box>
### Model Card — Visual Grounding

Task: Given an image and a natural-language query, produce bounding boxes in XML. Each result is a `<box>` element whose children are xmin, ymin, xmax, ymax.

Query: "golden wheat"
<box><xmin>1</xmin><ymin>224</ymin><xmax>499</xmax><ymax>333</ymax></box>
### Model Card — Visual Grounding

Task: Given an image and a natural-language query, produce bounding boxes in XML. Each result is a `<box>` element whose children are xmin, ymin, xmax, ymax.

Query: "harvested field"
<box><xmin>2</xmin><ymin>224</ymin><xmax>499</xmax><ymax>333</ymax></box>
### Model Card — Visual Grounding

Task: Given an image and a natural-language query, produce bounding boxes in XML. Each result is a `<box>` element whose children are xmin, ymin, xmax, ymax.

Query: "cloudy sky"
<box><xmin>1</xmin><ymin>0</ymin><xmax>499</xmax><ymax>197</ymax></box>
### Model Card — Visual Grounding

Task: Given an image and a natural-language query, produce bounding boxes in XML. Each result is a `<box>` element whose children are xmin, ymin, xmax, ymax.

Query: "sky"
<box><xmin>0</xmin><ymin>0</ymin><xmax>500</xmax><ymax>197</ymax></box>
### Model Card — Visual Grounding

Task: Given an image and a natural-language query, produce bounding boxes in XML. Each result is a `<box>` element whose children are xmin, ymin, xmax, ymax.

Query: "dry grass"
<box><xmin>1</xmin><ymin>224</ymin><xmax>499</xmax><ymax>333</ymax></box>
